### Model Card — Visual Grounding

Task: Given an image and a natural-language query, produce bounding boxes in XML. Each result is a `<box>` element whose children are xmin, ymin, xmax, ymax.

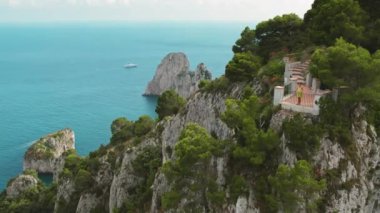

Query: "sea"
<box><xmin>0</xmin><ymin>21</ymin><xmax>253</xmax><ymax>189</ymax></box>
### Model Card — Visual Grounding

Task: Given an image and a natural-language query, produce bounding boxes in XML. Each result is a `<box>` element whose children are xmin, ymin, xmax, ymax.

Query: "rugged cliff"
<box><xmin>23</xmin><ymin>128</ymin><xmax>75</xmax><ymax>179</ymax></box>
<box><xmin>2</xmin><ymin>79</ymin><xmax>380</xmax><ymax>213</ymax></box>
<box><xmin>51</xmin><ymin>83</ymin><xmax>246</xmax><ymax>213</ymax></box>
<box><xmin>144</xmin><ymin>52</ymin><xmax>212</xmax><ymax>98</ymax></box>
<box><xmin>270</xmin><ymin>107</ymin><xmax>380</xmax><ymax>212</ymax></box>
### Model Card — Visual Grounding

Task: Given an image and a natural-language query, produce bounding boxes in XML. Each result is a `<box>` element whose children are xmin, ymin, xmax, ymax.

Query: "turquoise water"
<box><xmin>0</xmin><ymin>22</ymin><xmax>251</xmax><ymax>189</ymax></box>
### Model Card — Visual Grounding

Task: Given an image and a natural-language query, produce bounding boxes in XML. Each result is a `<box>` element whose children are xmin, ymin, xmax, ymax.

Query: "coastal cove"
<box><xmin>0</xmin><ymin>21</ymin><xmax>252</xmax><ymax>189</ymax></box>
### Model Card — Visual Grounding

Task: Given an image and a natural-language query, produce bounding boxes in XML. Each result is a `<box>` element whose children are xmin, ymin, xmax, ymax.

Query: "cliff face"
<box><xmin>144</xmin><ymin>52</ymin><xmax>212</xmax><ymax>98</ymax></box>
<box><xmin>51</xmin><ymin>82</ymin><xmax>261</xmax><ymax>213</ymax></box>
<box><xmin>270</xmin><ymin>107</ymin><xmax>380</xmax><ymax>212</ymax></box>
<box><xmin>108</xmin><ymin>138</ymin><xmax>159</xmax><ymax>211</ymax></box>
<box><xmin>150</xmin><ymin>88</ymin><xmax>239</xmax><ymax>211</ymax></box>
<box><xmin>23</xmin><ymin>128</ymin><xmax>75</xmax><ymax>179</ymax></box>
<box><xmin>149</xmin><ymin>82</ymin><xmax>265</xmax><ymax>212</ymax></box>
<box><xmin>3</xmin><ymin>81</ymin><xmax>380</xmax><ymax>213</ymax></box>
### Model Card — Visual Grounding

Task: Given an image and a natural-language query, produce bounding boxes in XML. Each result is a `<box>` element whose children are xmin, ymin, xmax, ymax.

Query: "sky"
<box><xmin>0</xmin><ymin>0</ymin><xmax>315</xmax><ymax>22</ymax></box>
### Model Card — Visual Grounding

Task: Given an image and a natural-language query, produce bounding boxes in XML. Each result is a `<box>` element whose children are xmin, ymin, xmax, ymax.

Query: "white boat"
<box><xmin>124</xmin><ymin>63</ymin><xmax>138</xmax><ymax>69</ymax></box>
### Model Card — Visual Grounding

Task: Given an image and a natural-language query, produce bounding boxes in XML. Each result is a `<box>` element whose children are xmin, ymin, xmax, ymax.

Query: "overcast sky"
<box><xmin>0</xmin><ymin>0</ymin><xmax>314</xmax><ymax>22</ymax></box>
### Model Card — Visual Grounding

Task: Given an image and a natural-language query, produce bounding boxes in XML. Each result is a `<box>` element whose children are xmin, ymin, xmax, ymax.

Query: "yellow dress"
<box><xmin>296</xmin><ymin>87</ymin><xmax>303</xmax><ymax>98</ymax></box>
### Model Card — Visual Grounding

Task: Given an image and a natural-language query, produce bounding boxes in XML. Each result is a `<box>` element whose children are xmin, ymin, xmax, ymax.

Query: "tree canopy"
<box><xmin>304</xmin><ymin>0</ymin><xmax>367</xmax><ymax>46</ymax></box>
<box><xmin>255</xmin><ymin>14</ymin><xmax>306</xmax><ymax>59</ymax></box>
<box><xmin>222</xmin><ymin>95</ymin><xmax>279</xmax><ymax>167</ymax></box>
<box><xmin>232</xmin><ymin>27</ymin><xmax>257</xmax><ymax>54</ymax></box>
<box><xmin>310</xmin><ymin>38</ymin><xmax>380</xmax><ymax>103</ymax></box>
<box><xmin>358</xmin><ymin>0</ymin><xmax>380</xmax><ymax>20</ymax></box>
<box><xmin>225</xmin><ymin>51</ymin><xmax>262</xmax><ymax>82</ymax></box>
<box><xmin>155</xmin><ymin>90</ymin><xmax>186</xmax><ymax>120</ymax></box>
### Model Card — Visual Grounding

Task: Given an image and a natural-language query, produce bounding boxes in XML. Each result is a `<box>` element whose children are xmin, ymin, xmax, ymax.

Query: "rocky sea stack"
<box><xmin>23</xmin><ymin>128</ymin><xmax>75</xmax><ymax>179</ymax></box>
<box><xmin>144</xmin><ymin>52</ymin><xmax>212</xmax><ymax>98</ymax></box>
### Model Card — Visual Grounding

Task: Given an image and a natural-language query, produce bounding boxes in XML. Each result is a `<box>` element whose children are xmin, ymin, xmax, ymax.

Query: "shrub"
<box><xmin>225</xmin><ymin>51</ymin><xmax>262</xmax><ymax>82</ymax></box>
<box><xmin>64</xmin><ymin>154</ymin><xmax>82</xmax><ymax>173</ymax></box>
<box><xmin>259</xmin><ymin>58</ymin><xmax>285</xmax><ymax>79</ymax></box>
<box><xmin>111</xmin><ymin>117</ymin><xmax>132</xmax><ymax>135</ymax></box>
<box><xmin>23</xmin><ymin>169</ymin><xmax>38</xmax><ymax>178</ymax></box>
<box><xmin>282</xmin><ymin>114</ymin><xmax>322</xmax><ymax>160</ymax></box>
<box><xmin>229</xmin><ymin>175</ymin><xmax>249</xmax><ymax>202</ymax></box>
<box><xmin>222</xmin><ymin>96</ymin><xmax>280</xmax><ymax>167</ymax></box>
<box><xmin>110</xmin><ymin>125</ymin><xmax>134</xmax><ymax>145</ymax></box>
<box><xmin>133</xmin><ymin>115</ymin><xmax>155</xmax><ymax>137</ymax></box>
<box><xmin>74</xmin><ymin>169</ymin><xmax>93</xmax><ymax>191</ymax></box>
<box><xmin>161</xmin><ymin>191</ymin><xmax>181</xmax><ymax>210</ymax></box>
<box><xmin>198</xmin><ymin>80</ymin><xmax>210</xmax><ymax>89</ymax></box>
<box><xmin>155</xmin><ymin>90</ymin><xmax>186</xmax><ymax>120</ymax></box>
<box><xmin>201</xmin><ymin>76</ymin><xmax>230</xmax><ymax>92</ymax></box>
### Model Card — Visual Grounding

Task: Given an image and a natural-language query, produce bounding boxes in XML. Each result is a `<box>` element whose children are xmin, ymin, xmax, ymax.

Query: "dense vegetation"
<box><xmin>110</xmin><ymin>115</ymin><xmax>155</xmax><ymax>145</ymax></box>
<box><xmin>206</xmin><ymin>0</ymin><xmax>380</xmax><ymax>211</ymax></box>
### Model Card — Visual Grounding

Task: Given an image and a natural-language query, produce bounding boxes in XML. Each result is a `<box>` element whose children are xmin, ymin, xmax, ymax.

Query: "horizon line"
<box><xmin>0</xmin><ymin>19</ymin><xmax>258</xmax><ymax>24</ymax></box>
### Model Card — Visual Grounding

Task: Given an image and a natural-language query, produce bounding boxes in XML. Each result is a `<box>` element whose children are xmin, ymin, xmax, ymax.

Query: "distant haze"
<box><xmin>0</xmin><ymin>0</ymin><xmax>314</xmax><ymax>23</ymax></box>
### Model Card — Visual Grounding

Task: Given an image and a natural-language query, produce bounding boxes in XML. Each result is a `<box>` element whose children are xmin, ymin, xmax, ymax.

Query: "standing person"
<box><xmin>296</xmin><ymin>84</ymin><xmax>303</xmax><ymax>105</ymax></box>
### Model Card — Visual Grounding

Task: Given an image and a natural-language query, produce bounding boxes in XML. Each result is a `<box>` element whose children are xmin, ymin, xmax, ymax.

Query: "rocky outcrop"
<box><xmin>23</xmin><ymin>128</ymin><xmax>75</xmax><ymax>179</ymax></box>
<box><xmin>144</xmin><ymin>52</ymin><xmax>212</xmax><ymax>98</ymax></box>
<box><xmin>323</xmin><ymin>107</ymin><xmax>379</xmax><ymax>212</ymax></box>
<box><xmin>109</xmin><ymin>138</ymin><xmax>158</xmax><ymax>212</ymax></box>
<box><xmin>270</xmin><ymin>107</ymin><xmax>380</xmax><ymax>212</ymax></box>
<box><xmin>150</xmin><ymin>83</ymin><xmax>256</xmax><ymax>212</ymax></box>
<box><xmin>76</xmin><ymin>193</ymin><xmax>101</xmax><ymax>213</ymax></box>
<box><xmin>6</xmin><ymin>174</ymin><xmax>39</xmax><ymax>199</ymax></box>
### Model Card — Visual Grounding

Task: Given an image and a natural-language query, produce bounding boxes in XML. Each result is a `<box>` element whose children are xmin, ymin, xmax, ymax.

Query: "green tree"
<box><xmin>259</xmin><ymin>58</ymin><xmax>285</xmax><ymax>78</ymax></box>
<box><xmin>155</xmin><ymin>90</ymin><xmax>186</xmax><ymax>120</ymax></box>
<box><xmin>282</xmin><ymin>114</ymin><xmax>322</xmax><ymax>160</ymax></box>
<box><xmin>310</xmin><ymin>38</ymin><xmax>380</xmax><ymax>104</ymax></box>
<box><xmin>133</xmin><ymin>115</ymin><xmax>155</xmax><ymax>137</ymax></box>
<box><xmin>232</xmin><ymin>27</ymin><xmax>257</xmax><ymax>53</ymax></box>
<box><xmin>304</xmin><ymin>0</ymin><xmax>367</xmax><ymax>46</ymax></box>
<box><xmin>222</xmin><ymin>96</ymin><xmax>279</xmax><ymax>167</ymax></box>
<box><xmin>74</xmin><ymin>169</ymin><xmax>93</xmax><ymax>191</ymax></box>
<box><xmin>111</xmin><ymin>117</ymin><xmax>132</xmax><ymax>135</ymax></box>
<box><xmin>255</xmin><ymin>14</ymin><xmax>306</xmax><ymax>60</ymax></box>
<box><xmin>365</xmin><ymin>19</ymin><xmax>380</xmax><ymax>53</ymax></box>
<box><xmin>358</xmin><ymin>0</ymin><xmax>380</xmax><ymax>20</ymax></box>
<box><xmin>268</xmin><ymin>160</ymin><xmax>326</xmax><ymax>213</ymax></box>
<box><xmin>357</xmin><ymin>0</ymin><xmax>380</xmax><ymax>52</ymax></box>
<box><xmin>225</xmin><ymin>51</ymin><xmax>262</xmax><ymax>82</ymax></box>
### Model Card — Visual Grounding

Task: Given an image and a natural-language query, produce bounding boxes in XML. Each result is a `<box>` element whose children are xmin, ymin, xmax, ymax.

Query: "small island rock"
<box><xmin>144</xmin><ymin>52</ymin><xmax>212</xmax><ymax>98</ymax></box>
<box><xmin>23</xmin><ymin>128</ymin><xmax>75</xmax><ymax>179</ymax></box>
